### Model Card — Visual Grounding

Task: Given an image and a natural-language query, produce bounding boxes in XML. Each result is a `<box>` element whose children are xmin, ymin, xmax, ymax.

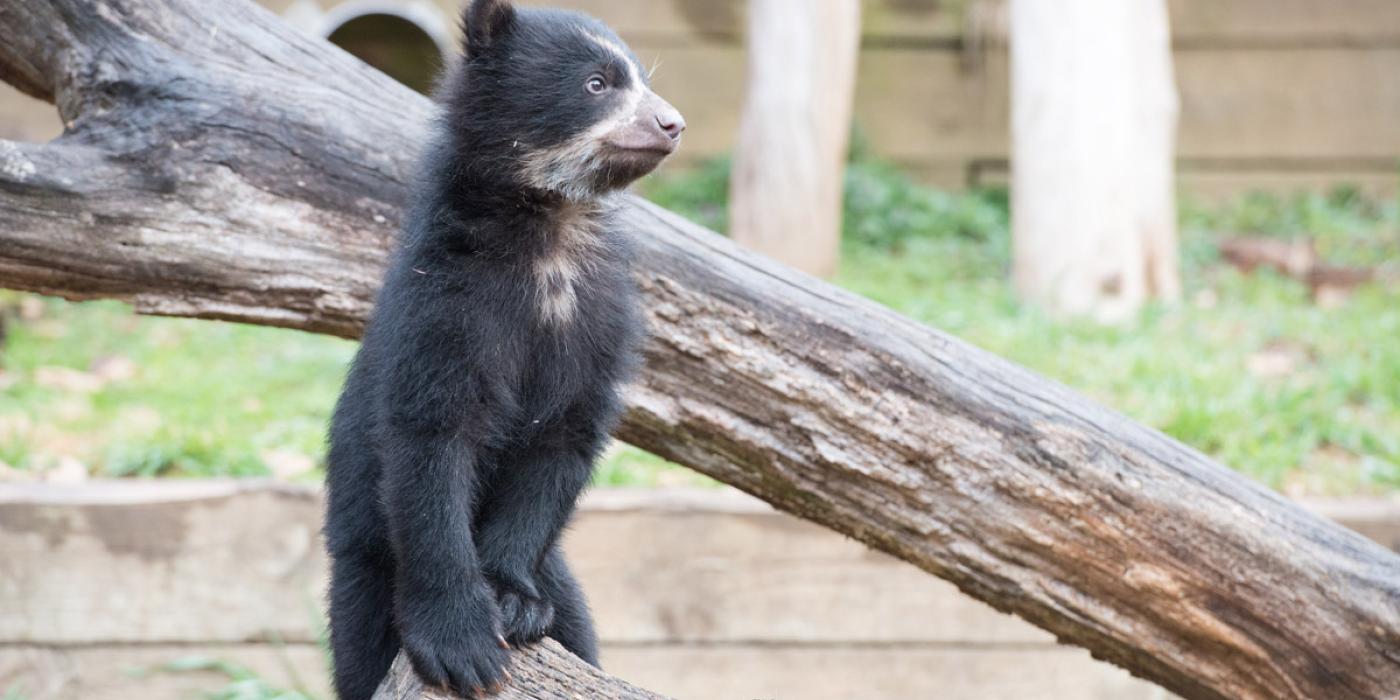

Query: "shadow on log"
<box><xmin>0</xmin><ymin>0</ymin><xmax>1397</xmax><ymax>698</ymax></box>
<box><xmin>372</xmin><ymin>645</ymin><xmax>667</xmax><ymax>700</ymax></box>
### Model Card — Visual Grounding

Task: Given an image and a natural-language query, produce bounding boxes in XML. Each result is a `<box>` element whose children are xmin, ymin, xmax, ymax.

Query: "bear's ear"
<box><xmin>464</xmin><ymin>0</ymin><xmax>516</xmax><ymax>57</ymax></box>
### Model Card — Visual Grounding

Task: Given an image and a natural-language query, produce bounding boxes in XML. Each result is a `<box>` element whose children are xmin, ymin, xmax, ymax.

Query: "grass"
<box><xmin>0</xmin><ymin>294</ymin><xmax>707</xmax><ymax>487</ymax></box>
<box><xmin>646</xmin><ymin>158</ymin><xmax>1400</xmax><ymax>496</ymax></box>
<box><xmin>134</xmin><ymin>656</ymin><xmax>319</xmax><ymax>700</ymax></box>
<box><xmin>0</xmin><ymin>297</ymin><xmax>355</xmax><ymax>481</ymax></box>
<box><xmin>0</xmin><ymin>159</ymin><xmax>1396</xmax><ymax>495</ymax></box>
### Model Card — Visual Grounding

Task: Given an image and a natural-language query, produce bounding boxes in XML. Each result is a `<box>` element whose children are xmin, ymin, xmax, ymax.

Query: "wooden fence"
<box><xmin>560</xmin><ymin>0</ymin><xmax>1400</xmax><ymax>196</ymax></box>
<box><xmin>4</xmin><ymin>0</ymin><xmax>1397</xmax><ymax>196</ymax></box>
<box><xmin>3</xmin><ymin>482</ymin><xmax>1398</xmax><ymax>699</ymax></box>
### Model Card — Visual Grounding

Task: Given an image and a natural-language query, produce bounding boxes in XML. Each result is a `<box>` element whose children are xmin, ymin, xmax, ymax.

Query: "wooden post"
<box><xmin>728</xmin><ymin>0</ymin><xmax>861</xmax><ymax>277</ymax></box>
<box><xmin>1010</xmin><ymin>0</ymin><xmax>1181</xmax><ymax>321</ymax></box>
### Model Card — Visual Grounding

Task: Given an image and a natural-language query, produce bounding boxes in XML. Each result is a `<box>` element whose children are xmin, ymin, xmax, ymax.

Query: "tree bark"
<box><xmin>372</xmin><ymin>645</ymin><xmax>666</xmax><ymax>700</ymax></box>
<box><xmin>727</xmin><ymin>0</ymin><xmax>860</xmax><ymax>277</ymax></box>
<box><xmin>0</xmin><ymin>2</ymin><xmax>1397</xmax><ymax>700</ymax></box>
<box><xmin>1010</xmin><ymin>0</ymin><xmax>1182</xmax><ymax>321</ymax></box>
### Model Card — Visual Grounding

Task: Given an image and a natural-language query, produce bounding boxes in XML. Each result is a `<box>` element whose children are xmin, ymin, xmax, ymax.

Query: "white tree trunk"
<box><xmin>1011</xmin><ymin>0</ymin><xmax>1181</xmax><ymax>321</ymax></box>
<box><xmin>729</xmin><ymin>0</ymin><xmax>861</xmax><ymax>278</ymax></box>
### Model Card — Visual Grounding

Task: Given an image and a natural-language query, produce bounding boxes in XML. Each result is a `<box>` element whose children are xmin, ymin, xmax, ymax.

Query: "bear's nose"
<box><xmin>655</xmin><ymin>106</ymin><xmax>686</xmax><ymax>141</ymax></box>
<box><xmin>607</xmin><ymin>91</ymin><xmax>686</xmax><ymax>155</ymax></box>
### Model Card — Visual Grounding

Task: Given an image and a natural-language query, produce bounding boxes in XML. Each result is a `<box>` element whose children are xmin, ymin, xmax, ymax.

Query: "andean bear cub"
<box><xmin>323</xmin><ymin>1</ymin><xmax>684</xmax><ymax>698</ymax></box>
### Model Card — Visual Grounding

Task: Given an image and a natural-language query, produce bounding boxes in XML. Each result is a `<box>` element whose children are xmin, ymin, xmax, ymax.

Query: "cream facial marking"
<box><xmin>519</xmin><ymin>31</ymin><xmax>650</xmax><ymax>200</ymax></box>
<box><xmin>585</xmin><ymin>31</ymin><xmax>642</xmax><ymax>88</ymax></box>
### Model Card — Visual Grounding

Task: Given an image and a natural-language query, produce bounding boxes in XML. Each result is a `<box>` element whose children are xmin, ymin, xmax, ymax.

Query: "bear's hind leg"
<box><xmin>539</xmin><ymin>546</ymin><xmax>600</xmax><ymax>667</ymax></box>
<box><xmin>329</xmin><ymin>553</ymin><xmax>400</xmax><ymax>700</ymax></box>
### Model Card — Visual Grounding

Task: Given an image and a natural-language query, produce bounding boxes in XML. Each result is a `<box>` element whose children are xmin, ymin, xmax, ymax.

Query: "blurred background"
<box><xmin>1</xmin><ymin>1</ymin><xmax>1397</xmax><ymax>699</ymax></box>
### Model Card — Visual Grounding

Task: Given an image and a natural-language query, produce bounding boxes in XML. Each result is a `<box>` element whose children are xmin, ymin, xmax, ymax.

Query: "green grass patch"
<box><xmin>133</xmin><ymin>656</ymin><xmax>318</xmax><ymax>700</ymax></box>
<box><xmin>645</xmin><ymin>159</ymin><xmax>1400</xmax><ymax>496</ymax></box>
<box><xmin>0</xmin><ymin>296</ymin><xmax>354</xmax><ymax>480</ymax></box>
<box><xmin>1</xmin><ymin>159</ymin><xmax>1396</xmax><ymax>494</ymax></box>
<box><xmin>0</xmin><ymin>295</ymin><xmax>711</xmax><ymax>487</ymax></box>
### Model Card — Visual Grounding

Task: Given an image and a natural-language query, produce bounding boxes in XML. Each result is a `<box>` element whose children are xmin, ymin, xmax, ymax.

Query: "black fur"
<box><xmin>324</xmin><ymin>2</ymin><xmax>682</xmax><ymax>698</ymax></box>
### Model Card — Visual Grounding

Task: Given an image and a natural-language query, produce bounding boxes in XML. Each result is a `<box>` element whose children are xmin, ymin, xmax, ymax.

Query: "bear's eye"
<box><xmin>585</xmin><ymin>75</ymin><xmax>609</xmax><ymax>95</ymax></box>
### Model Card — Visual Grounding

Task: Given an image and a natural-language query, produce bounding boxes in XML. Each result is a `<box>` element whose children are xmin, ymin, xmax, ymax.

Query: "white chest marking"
<box><xmin>533</xmin><ymin>207</ymin><xmax>604</xmax><ymax>327</ymax></box>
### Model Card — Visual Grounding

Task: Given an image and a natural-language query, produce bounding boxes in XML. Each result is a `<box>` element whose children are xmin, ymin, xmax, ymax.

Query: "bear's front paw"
<box><xmin>398</xmin><ymin>590</ymin><xmax>511</xmax><ymax>698</ymax></box>
<box><xmin>491</xmin><ymin>576</ymin><xmax>555</xmax><ymax>647</ymax></box>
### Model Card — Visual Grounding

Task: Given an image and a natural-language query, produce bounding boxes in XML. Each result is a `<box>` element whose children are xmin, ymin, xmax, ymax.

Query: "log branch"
<box><xmin>1</xmin><ymin>1</ymin><xmax>1397</xmax><ymax>699</ymax></box>
<box><xmin>373</xmin><ymin>645</ymin><xmax>667</xmax><ymax>700</ymax></box>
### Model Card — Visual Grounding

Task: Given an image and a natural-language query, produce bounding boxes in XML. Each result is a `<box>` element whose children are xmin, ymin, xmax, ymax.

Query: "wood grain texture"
<box><xmin>0</xmin><ymin>642</ymin><xmax>1170</xmax><ymax>700</ymax></box>
<box><xmin>9</xmin><ymin>12</ymin><xmax>1400</xmax><ymax>184</ymax></box>
<box><xmin>0</xmin><ymin>482</ymin><xmax>1057</xmax><ymax>647</ymax></box>
<box><xmin>5</xmin><ymin>484</ymin><xmax>1399</xmax><ymax>700</ymax></box>
<box><xmin>639</xmin><ymin>46</ymin><xmax>1400</xmax><ymax>171</ymax></box>
<box><xmin>371</xmin><ymin>645</ymin><xmax>668</xmax><ymax>700</ymax></box>
<box><xmin>535</xmin><ymin>0</ymin><xmax>1400</xmax><ymax>44</ymax></box>
<box><xmin>601</xmin><ymin>645</ymin><xmax>1162</xmax><ymax>700</ymax></box>
<box><xmin>1</xmin><ymin>2</ymin><xmax>1398</xmax><ymax>699</ymax></box>
<box><xmin>0</xmin><ymin>644</ymin><xmax>335</xmax><ymax>700</ymax></box>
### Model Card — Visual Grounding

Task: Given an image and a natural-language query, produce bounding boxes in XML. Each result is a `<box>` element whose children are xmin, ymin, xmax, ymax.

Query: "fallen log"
<box><xmin>372</xmin><ymin>645</ymin><xmax>666</xmax><ymax>700</ymax></box>
<box><xmin>0</xmin><ymin>1</ymin><xmax>1397</xmax><ymax>699</ymax></box>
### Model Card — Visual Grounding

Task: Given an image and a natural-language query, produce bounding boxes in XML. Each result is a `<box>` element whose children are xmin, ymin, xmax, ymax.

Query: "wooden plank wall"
<box><xmin>3</xmin><ymin>0</ymin><xmax>1397</xmax><ymax>196</ymax></box>
<box><xmin>4</xmin><ymin>483</ymin><xmax>1398</xmax><ymax>699</ymax></box>
<box><xmin>0</xmin><ymin>483</ymin><xmax>1160</xmax><ymax>699</ymax></box>
<box><xmin>537</xmin><ymin>0</ymin><xmax>1400</xmax><ymax>196</ymax></box>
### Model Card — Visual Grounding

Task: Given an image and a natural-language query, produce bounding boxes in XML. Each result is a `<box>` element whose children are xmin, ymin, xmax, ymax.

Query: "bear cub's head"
<box><xmin>444</xmin><ymin>0</ymin><xmax>686</xmax><ymax>202</ymax></box>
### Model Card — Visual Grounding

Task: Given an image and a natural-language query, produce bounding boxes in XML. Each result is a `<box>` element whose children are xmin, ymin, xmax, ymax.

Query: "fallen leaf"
<box><xmin>0</xmin><ymin>460</ymin><xmax>37</xmax><ymax>483</ymax></box>
<box><xmin>0</xmin><ymin>413</ymin><xmax>32</xmax><ymax>440</ymax></box>
<box><xmin>53</xmin><ymin>396</ymin><xmax>94</xmax><ymax>423</ymax></box>
<box><xmin>90</xmin><ymin>355</ymin><xmax>137</xmax><ymax>383</ymax></box>
<box><xmin>1245</xmin><ymin>341</ymin><xmax>1312</xmax><ymax>380</ymax></box>
<box><xmin>1192</xmin><ymin>288</ymin><xmax>1218</xmax><ymax>310</ymax></box>
<box><xmin>262</xmin><ymin>449</ymin><xmax>316</xmax><ymax>479</ymax></box>
<box><xmin>17</xmin><ymin>295</ymin><xmax>44</xmax><ymax>321</ymax></box>
<box><xmin>1245</xmin><ymin>351</ymin><xmax>1296</xmax><ymax>379</ymax></box>
<box><xmin>115</xmin><ymin>406</ymin><xmax>163</xmax><ymax>435</ymax></box>
<box><xmin>34</xmin><ymin>366</ymin><xmax>105</xmax><ymax>393</ymax></box>
<box><xmin>44</xmin><ymin>456</ymin><xmax>90</xmax><ymax>484</ymax></box>
<box><xmin>1313</xmin><ymin>285</ymin><xmax>1351</xmax><ymax>310</ymax></box>
<box><xmin>30</xmin><ymin>321</ymin><xmax>69</xmax><ymax>340</ymax></box>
